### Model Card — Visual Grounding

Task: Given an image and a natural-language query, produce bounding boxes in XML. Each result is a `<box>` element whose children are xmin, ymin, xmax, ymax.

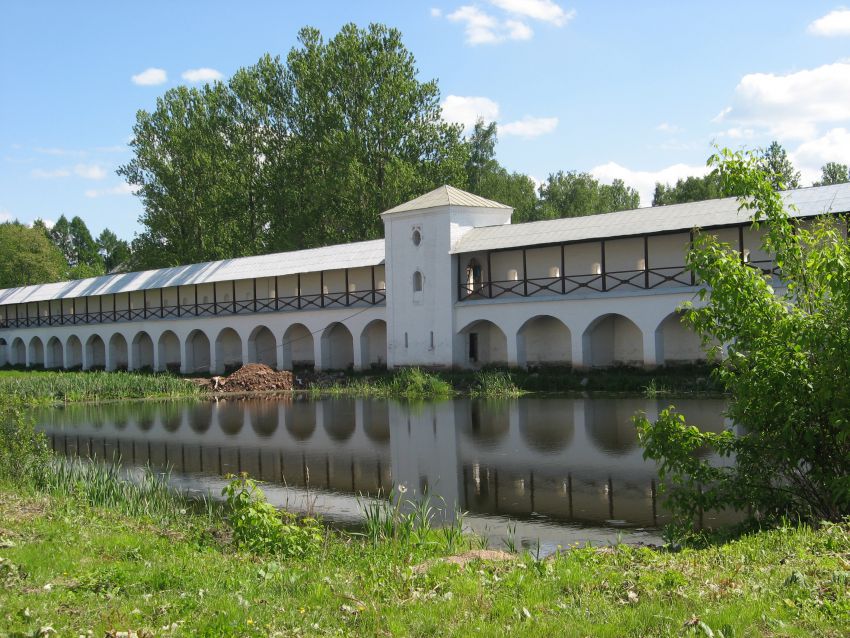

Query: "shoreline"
<box><xmin>2</xmin><ymin>363</ymin><xmax>725</xmax><ymax>405</ymax></box>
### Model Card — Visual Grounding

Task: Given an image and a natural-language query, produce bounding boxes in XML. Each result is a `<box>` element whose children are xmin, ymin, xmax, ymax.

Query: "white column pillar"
<box><xmin>506</xmin><ymin>331</ymin><xmax>520</xmax><ymax>368</ymax></box>
<box><xmin>642</xmin><ymin>327</ymin><xmax>661</xmax><ymax>368</ymax></box>
<box><xmin>241</xmin><ymin>339</ymin><xmax>250</xmax><ymax>367</ymax></box>
<box><xmin>313</xmin><ymin>332</ymin><xmax>325</xmax><ymax>371</ymax></box>
<box><xmin>351</xmin><ymin>329</ymin><xmax>363</xmax><ymax>371</ymax></box>
<box><xmin>571</xmin><ymin>328</ymin><xmax>587</xmax><ymax>369</ymax></box>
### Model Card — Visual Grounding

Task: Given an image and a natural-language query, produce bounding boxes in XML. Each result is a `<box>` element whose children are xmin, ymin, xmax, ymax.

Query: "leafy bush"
<box><xmin>469</xmin><ymin>369</ymin><xmax>523</xmax><ymax>397</ymax></box>
<box><xmin>0</xmin><ymin>396</ymin><xmax>50</xmax><ymax>484</ymax></box>
<box><xmin>636</xmin><ymin>148</ymin><xmax>850</xmax><ymax>528</ymax></box>
<box><xmin>222</xmin><ymin>473</ymin><xmax>323</xmax><ymax>557</ymax></box>
<box><xmin>387</xmin><ymin>367</ymin><xmax>454</xmax><ymax>399</ymax></box>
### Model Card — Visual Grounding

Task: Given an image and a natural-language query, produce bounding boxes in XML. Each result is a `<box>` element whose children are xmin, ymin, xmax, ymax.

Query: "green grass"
<box><xmin>1</xmin><ymin>486</ymin><xmax>847</xmax><ymax>637</ymax></box>
<box><xmin>0</xmin><ymin>368</ymin><xmax>202</xmax><ymax>404</ymax></box>
<box><xmin>309</xmin><ymin>364</ymin><xmax>722</xmax><ymax>399</ymax></box>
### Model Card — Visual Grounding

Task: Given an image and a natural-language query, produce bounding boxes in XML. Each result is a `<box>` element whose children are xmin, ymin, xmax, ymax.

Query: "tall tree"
<box><xmin>0</xmin><ymin>222</ymin><xmax>68</xmax><ymax>288</ymax></box>
<box><xmin>48</xmin><ymin>215</ymin><xmax>73</xmax><ymax>265</ymax></box>
<box><xmin>465</xmin><ymin>119</ymin><xmax>498</xmax><ymax>193</ymax></box>
<box><xmin>96</xmin><ymin>229</ymin><xmax>131</xmax><ymax>272</ymax></box>
<box><xmin>120</xmin><ymin>24</ymin><xmax>468</xmax><ymax>268</ymax></box>
<box><xmin>539</xmin><ymin>171</ymin><xmax>639</xmax><ymax>219</ymax></box>
<box><xmin>814</xmin><ymin>162</ymin><xmax>850</xmax><ymax>186</ymax></box>
<box><xmin>758</xmin><ymin>141</ymin><xmax>800</xmax><ymax>190</ymax></box>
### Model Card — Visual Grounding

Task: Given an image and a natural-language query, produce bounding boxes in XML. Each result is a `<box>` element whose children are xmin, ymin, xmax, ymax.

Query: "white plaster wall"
<box><xmin>517</xmin><ymin>316</ymin><xmax>571</xmax><ymax>366</ymax></box>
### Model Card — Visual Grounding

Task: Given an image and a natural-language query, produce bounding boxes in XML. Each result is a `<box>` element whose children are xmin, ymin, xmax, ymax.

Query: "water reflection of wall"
<box><xmin>38</xmin><ymin>396</ymin><xmax>729</xmax><ymax>528</ymax></box>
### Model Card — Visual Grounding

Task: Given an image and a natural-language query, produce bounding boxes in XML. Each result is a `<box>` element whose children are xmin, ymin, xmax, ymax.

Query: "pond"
<box><xmin>33</xmin><ymin>395</ymin><xmax>730</xmax><ymax>554</ymax></box>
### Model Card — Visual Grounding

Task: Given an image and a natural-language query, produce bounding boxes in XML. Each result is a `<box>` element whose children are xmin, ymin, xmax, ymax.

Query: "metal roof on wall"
<box><xmin>0</xmin><ymin>239</ymin><xmax>385</xmax><ymax>305</ymax></box>
<box><xmin>451</xmin><ymin>183</ymin><xmax>850</xmax><ymax>253</ymax></box>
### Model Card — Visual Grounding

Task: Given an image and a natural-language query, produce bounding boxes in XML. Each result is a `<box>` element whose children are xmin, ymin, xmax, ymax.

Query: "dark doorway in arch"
<box><xmin>469</xmin><ymin>333</ymin><xmax>479</xmax><ymax>362</ymax></box>
<box><xmin>465</xmin><ymin>259</ymin><xmax>483</xmax><ymax>296</ymax></box>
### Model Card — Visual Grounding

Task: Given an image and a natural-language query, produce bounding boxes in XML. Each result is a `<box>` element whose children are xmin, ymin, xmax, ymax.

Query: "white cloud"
<box><xmin>181</xmin><ymin>67</ymin><xmax>224</xmax><ymax>83</ymax></box>
<box><xmin>807</xmin><ymin>8</ymin><xmax>850</xmax><ymax>36</ymax></box>
<box><xmin>31</xmin><ymin>168</ymin><xmax>71</xmax><ymax>179</ymax></box>
<box><xmin>448</xmin><ymin>6</ymin><xmax>521</xmax><ymax>44</ymax></box>
<box><xmin>717</xmin><ymin>61</ymin><xmax>850</xmax><ymax>139</ymax></box>
<box><xmin>489</xmin><ymin>0</ymin><xmax>575</xmax><ymax>26</ymax></box>
<box><xmin>430</xmin><ymin>7</ymin><xmax>442</xmax><ymax>17</ymax></box>
<box><xmin>85</xmin><ymin>183</ymin><xmax>140</xmax><ymax>198</ymax></box>
<box><xmin>714</xmin><ymin>127</ymin><xmax>756</xmax><ymax>140</ymax></box>
<box><xmin>501</xmin><ymin>115</ymin><xmax>558</xmax><ymax>138</ymax></box>
<box><xmin>791</xmin><ymin>127</ymin><xmax>850</xmax><ymax>185</ymax></box>
<box><xmin>441</xmin><ymin>95</ymin><xmax>500</xmax><ymax>130</ymax></box>
<box><xmin>590</xmin><ymin>161</ymin><xmax>710</xmax><ymax>208</ymax></box>
<box><xmin>131</xmin><ymin>67</ymin><xmax>167</xmax><ymax>86</ymax></box>
<box><xmin>0</xmin><ymin>208</ymin><xmax>12</xmax><ymax>223</ymax></box>
<box><xmin>73</xmin><ymin>164</ymin><xmax>106</xmax><ymax>180</ymax></box>
<box><xmin>656</xmin><ymin>122</ymin><xmax>682</xmax><ymax>134</ymax></box>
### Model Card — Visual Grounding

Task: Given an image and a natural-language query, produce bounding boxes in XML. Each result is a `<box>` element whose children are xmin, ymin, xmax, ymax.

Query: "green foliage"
<box><xmin>222</xmin><ymin>473</ymin><xmax>323</xmax><ymax>557</ymax></box>
<box><xmin>758</xmin><ymin>140</ymin><xmax>800</xmax><ymax>190</ymax></box>
<box><xmin>386</xmin><ymin>367</ymin><xmax>454</xmax><ymax>398</ymax></box>
<box><xmin>652</xmin><ymin>172</ymin><xmax>727</xmax><ymax>206</ymax></box>
<box><xmin>96</xmin><ymin>228</ymin><xmax>131</xmax><ymax>272</ymax></box>
<box><xmin>538</xmin><ymin>170</ymin><xmax>640</xmax><ymax>218</ymax></box>
<box><xmin>0</xmin><ymin>221</ymin><xmax>68</xmax><ymax>287</ymax></box>
<box><xmin>120</xmin><ymin>24</ymin><xmax>468</xmax><ymax>268</ymax></box>
<box><xmin>814</xmin><ymin>161</ymin><xmax>850</xmax><ymax>187</ymax></box>
<box><xmin>0</xmin><ymin>369</ymin><xmax>201</xmax><ymax>404</ymax></box>
<box><xmin>0</xmin><ymin>396</ymin><xmax>51</xmax><ymax>484</ymax></box>
<box><xmin>637</xmin><ymin>147</ymin><xmax>850</xmax><ymax>528</ymax></box>
<box><xmin>469</xmin><ymin>369</ymin><xmax>524</xmax><ymax>397</ymax></box>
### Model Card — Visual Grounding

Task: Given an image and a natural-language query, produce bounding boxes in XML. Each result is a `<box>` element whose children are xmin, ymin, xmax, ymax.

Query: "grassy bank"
<box><xmin>0</xmin><ymin>368</ymin><xmax>202</xmax><ymax>404</ymax></box>
<box><xmin>1</xmin><ymin>485</ymin><xmax>847</xmax><ymax>637</ymax></box>
<box><xmin>307</xmin><ymin>363</ymin><xmax>722</xmax><ymax>398</ymax></box>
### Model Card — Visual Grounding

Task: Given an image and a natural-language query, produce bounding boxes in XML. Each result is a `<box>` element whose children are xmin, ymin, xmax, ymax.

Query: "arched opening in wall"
<box><xmin>10</xmin><ymin>338</ymin><xmax>26</xmax><ymax>366</ymax></box>
<box><xmin>363</xmin><ymin>400</ymin><xmax>390</xmax><ymax>443</ymax></box>
<box><xmin>656</xmin><ymin>311</ymin><xmax>706</xmax><ymax>365</ymax></box>
<box><xmin>323</xmin><ymin>399</ymin><xmax>356</xmax><ymax>442</ymax></box>
<box><xmin>45</xmin><ymin>336</ymin><xmax>64</xmax><ymax>369</ymax></box>
<box><xmin>519</xmin><ymin>399</ymin><xmax>574</xmax><ymax>453</ymax></box>
<box><xmin>413</xmin><ymin>270</ymin><xmax>423</xmax><ymax>292</ymax></box>
<box><xmin>321</xmin><ymin>322</ymin><xmax>354</xmax><ymax>370</ymax></box>
<box><xmin>282</xmin><ymin>323</ymin><xmax>314</xmax><ymax>370</ymax></box>
<box><xmin>184</xmin><ymin>330</ymin><xmax>211</xmax><ymax>375</ymax></box>
<box><xmin>215</xmin><ymin>328</ymin><xmax>243</xmax><ymax>374</ymax></box>
<box><xmin>0</xmin><ymin>338</ymin><xmax>7</xmax><ymax>367</ymax></box>
<box><xmin>516</xmin><ymin>315</ymin><xmax>571</xmax><ymax>368</ymax></box>
<box><xmin>85</xmin><ymin>334</ymin><xmax>106</xmax><ymax>370</ymax></box>
<box><xmin>218</xmin><ymin>401</ymin><xmax>244</xmax><ymax>435</ymax></box>
<box><xmin>247</xmin><ymin>400</ymin><xmax>279</xmax><ymax>436</ymax></box>
<box><xmin>248</xmin><ymin>326</ymin><xmax>277</xmax><ymax>368</ymax></box>
<box><xmin>584</xmin><ymin>398</ymin><xmax>644</xmax><ymax>455</ymax></box>
<box><xmin>359</xmin><ymin>319</ymin><xmax>387</xmax><ymax>369</ymax></box>
<box><xmin>108</xmin><ymin>333</ymin><xmax>129</xmax><ymax>371</ymax></box>
<box><xmin>28</xmin><ymin>337</ymin><xmax>44</xmax><ymax>368</ymax></box>
<box><xmin>157</xmin><ymin>330</ymin><xmax>181</xmax><ymax>372</ymax></box>
<box><xmin>582</xmin><ymin>314</ymin><xmax>643</xmax><ymax>367</ymax></box>
<box><xmin>465</xmin><ymin>258</ymin><xmax>483</xmax><ymax>296</ymax></box>
<box><xmin>132</xmin><ymin>331</ymin><xmax>154</xmax><ymax>371</ymax></box>
<box><xmin>458</xmin><ymin>320</ymin><xmax>507</xmax><ymax>366</ymax></box>
<box><xmin>286</xmin><ymin>400</ymin><xmax>316</xmax><ymax>441</ymax></box>
<box><xmin>65</xmin><ymin>335</ymin><xmax>83</xmax><ymax>369</ymax></box>
<box><xmin>459</xmin><ymin>400</ymin><xmax>509</xmax><ymax>448</ymax></box>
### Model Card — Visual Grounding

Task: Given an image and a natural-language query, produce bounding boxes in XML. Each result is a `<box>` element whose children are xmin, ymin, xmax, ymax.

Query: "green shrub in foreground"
<box><xmin>222</xmin><ymin>473</ymin><xmax>323</xmax><ymax>557</ymax></box>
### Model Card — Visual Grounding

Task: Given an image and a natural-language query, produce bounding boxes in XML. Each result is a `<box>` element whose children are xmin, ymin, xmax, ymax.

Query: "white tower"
<box><xmin>380</xmin><ymin>185</ymin><xmax>512</xmax><ymax>368</ymax></box>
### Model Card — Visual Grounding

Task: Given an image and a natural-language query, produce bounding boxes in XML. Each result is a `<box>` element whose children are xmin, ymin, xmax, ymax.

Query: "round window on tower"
<box><xmin>412</xmin><ymin>228</ymin><xmax>422</xmax><ymax>246</ymax></box>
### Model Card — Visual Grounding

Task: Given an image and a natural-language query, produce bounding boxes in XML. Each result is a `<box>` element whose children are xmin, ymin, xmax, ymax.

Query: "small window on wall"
<box><xmin>413</xmin><ymin>271</ymin><xmax>423</xmax><ymax>292</ymax></box>
<box><xmin>412</xmin><ymin>228</ymin><xmax>422</xmax><ymax>246</ymax></box>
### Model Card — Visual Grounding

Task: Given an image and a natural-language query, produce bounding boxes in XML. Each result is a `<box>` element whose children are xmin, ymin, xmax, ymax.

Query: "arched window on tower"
<box><xmin>413</xmin><ymin>270</ymin><xmax>423</xmax><ymax>292</ymax></box>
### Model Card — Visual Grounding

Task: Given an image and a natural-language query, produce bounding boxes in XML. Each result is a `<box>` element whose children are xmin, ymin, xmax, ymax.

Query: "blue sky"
<box><xmin>2</xmin><ymin>1</ymin><xmax>850</xmax><ymax>240</ymax></box>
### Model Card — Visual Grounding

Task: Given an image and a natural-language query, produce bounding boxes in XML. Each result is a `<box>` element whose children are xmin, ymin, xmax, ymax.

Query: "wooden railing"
<box><xmin>459</xmin><ymin>260</ymin><xmax>779</xmax><ymax>300</ymax></box>
<box><xmin>0</xmin><ymin>289</ymin><xmax>387</xmax><ymax>329</ymax></box>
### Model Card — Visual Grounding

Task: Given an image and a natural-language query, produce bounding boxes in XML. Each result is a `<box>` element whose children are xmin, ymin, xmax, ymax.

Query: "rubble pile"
<box><xmin>208</xmin><ymin>363</ymin><xmax>294</xmax><ymax>393</ymax></box>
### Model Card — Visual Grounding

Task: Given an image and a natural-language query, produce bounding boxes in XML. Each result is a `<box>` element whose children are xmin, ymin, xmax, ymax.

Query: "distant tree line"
<box><xmin>0</xmin><ymin>216</ymin><xmax>129</xmax><ymax>289</ymax></box>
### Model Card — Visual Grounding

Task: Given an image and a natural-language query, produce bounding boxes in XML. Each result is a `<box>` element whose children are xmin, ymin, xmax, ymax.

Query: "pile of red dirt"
<box><xmin>208</xmin><ymin>363</ymin><xmax>294</xmax><ymax>393</ymax></box>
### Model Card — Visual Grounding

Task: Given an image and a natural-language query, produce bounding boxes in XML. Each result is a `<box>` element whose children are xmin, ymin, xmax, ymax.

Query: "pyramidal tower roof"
<box><xmin>381</xmin><ymin>185</ymin><xmax>512</xmax><ymax>215</ymax></box>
